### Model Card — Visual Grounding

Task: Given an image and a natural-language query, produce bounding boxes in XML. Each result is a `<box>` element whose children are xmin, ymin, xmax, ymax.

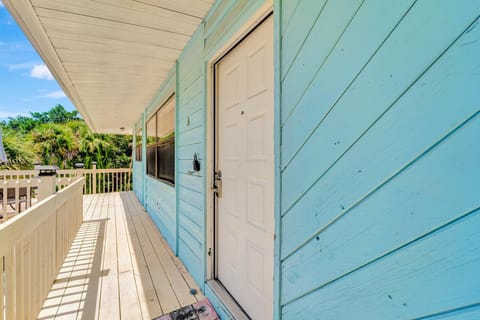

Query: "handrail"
<box><xmin>0</xmin><ymin>178</ymin><xmax>84</xmax><ymax>319</ymax></box>
<box><xmin>73</xmin><ymin>166</ymin><xmax>132</xmax><ymax>194</ymax></box>
<box><xmin>1</xmin><ymin>178</ymin><xmax>42</xmax><ymax>215</ymax></box>
<box><xmin>0</xmin><ymin>170</ymin><xmax>37</xmax><ymax>180</ymax></box>
<box><xmin>0</xmin><ymin>167</ymin><xmax>133</xmax><ymax>196</ymax></box>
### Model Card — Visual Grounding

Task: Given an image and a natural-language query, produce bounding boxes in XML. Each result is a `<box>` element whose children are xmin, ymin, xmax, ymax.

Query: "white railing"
<box><xmin>0</xmin><ymin>178</ymin><xmax>84</xmax><ymax>320</ymax></box>
<box><xmin>1</xmin><ymin>178</ymin><xmax>42</xmax><ymax>216</ymax></box>
<box><xmin>0</xmin><ymin>171</ymin><xmax>37</xmax><ymax>180</ymax></box>
<box><xmin>56</xmin><ymin>166</ymin><xmax>132</xmax><ymax>194</ymax></box>
<box><xmin>0</xmin><ymin>167</ymin><xmax>131</xmax><ymax>221</ymax></box>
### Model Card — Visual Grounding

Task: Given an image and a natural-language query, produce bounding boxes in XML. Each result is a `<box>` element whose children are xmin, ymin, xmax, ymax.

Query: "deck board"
<box><xmin>37</xmin><ymin>192</ymin><xmax>204</xmax><ymax>320</ymax></box>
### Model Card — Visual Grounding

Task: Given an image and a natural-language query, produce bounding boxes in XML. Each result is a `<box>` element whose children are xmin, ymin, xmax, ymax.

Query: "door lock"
<box><xmin>212</xmin><ymin>170</ymin><xmax>222</xmax><ymax>198</ymax></box>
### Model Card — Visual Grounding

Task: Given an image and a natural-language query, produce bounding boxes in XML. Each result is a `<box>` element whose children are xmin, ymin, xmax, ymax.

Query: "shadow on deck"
<box><xmin>37</xmin><ymin>192</ymin><xmax>203</xmax><ymax>320</ymax></box>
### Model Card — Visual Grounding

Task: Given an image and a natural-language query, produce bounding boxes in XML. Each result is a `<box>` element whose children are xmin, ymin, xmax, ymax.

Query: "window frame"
<box><xmin>135</xmin><ymin>128</ymin><xmax>142</xmax><ymax>162</ymax></box>
<box><xmin>145</xmin><ymin>94</ymin><xmax>175</xmax><ymax>185</ymax></box>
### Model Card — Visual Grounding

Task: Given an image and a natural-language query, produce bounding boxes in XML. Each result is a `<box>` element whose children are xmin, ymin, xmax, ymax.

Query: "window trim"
<box><xmin>135</xmin><ymin>128</ymin><xmax>142</xmax><ymax>162</ymax></box>
<box><xmin>145</xmin><ymin>94</ymin><xmax>175</xmax><ymax>185</ymax></box>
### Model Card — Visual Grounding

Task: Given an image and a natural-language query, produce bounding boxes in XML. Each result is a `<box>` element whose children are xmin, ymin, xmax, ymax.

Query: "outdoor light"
<box><xmin>35</xmin><ymin>165</ymin><xmax>59</xmax><ymax>176</ymax></box>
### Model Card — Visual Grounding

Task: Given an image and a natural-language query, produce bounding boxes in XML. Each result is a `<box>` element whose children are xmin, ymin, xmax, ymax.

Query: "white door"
<box><xmin>215</xmin><ymin>16</ymin><xmax>274</xmax><ymax>320</ymax></box>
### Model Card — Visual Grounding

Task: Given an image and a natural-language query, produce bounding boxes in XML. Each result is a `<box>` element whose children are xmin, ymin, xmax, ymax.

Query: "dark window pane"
<box><xmin>156</xmin><ymin>136</ymin><xmax>174</xmax><ymax>183</ymax></box>
<box><xmin>135</xmin><ymin>129</ymin><xmax>142</xmax><ymax>162</ymax></box>
<box><xmin>146</xmin><ymin>146</ymin><xmax>156</xmax><ymax>176</ymax></box>
<box><xmin>135</xmin><ymin>145</ymin><xmax>142</xmax><ymax>162</ymax></box>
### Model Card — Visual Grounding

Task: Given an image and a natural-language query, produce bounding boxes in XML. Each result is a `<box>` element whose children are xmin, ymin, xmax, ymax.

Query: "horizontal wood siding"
<box><xmin>177</xmin><ymin>25</ymin><xmax>206</xmax><ymax>286</ymax></box>
<box><xmin>132</xmin><ymin>160</ymin><xmax>142</xmax><ymax>201</ymax></box>
<box><xmin>132</xmin><ymin>125</ymin><xmax>143</xmax><ymax>201</ymax></box>
<box><xmin>137</xmin><ymin>0</ymin><xmax>266</xmax><ymax>290</ymax></box>
<box><xmin>279</xmin><ymin>0</ymin><xmax>480</xmax><ymax>319</ymax></box>
<box><xmin>145</xmin><ymin>176</ymin><xmax>176</xmax><ymax>250</ymax></box>
<box><xmin>140</xmin><ymin>69</ymin><xmax>177</xmax><ymax>251</ymax></box>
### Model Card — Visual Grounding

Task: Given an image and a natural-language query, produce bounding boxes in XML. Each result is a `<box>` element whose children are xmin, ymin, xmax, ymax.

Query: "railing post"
<box><xmin>75</xmin><ymin>163</ymin><xmax>85</xmax><ymax>194</ymax></box>
<box><xmin>92</xmin><ymin>162</ymin><xmax>97</xmax><ymax>194</ymax></box>
<box><xmin>36</xmin><ymin>166</ymin><xmax>57</xmax><ymax>201</ymax></box>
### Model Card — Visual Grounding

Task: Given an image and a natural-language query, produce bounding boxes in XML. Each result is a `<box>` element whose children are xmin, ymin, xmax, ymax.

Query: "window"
<box><xmin>135</xmin><ymin>129</ymin><xmax>142</xmax><ymax>162</ymax></box>
<box><xmin>146</xmin><ymin>95</ymin><xmax>175</xmax><ymax>184</ymax></box>
<box><xmin>146</xmin><ymin>115</ymin><xmax>156</xmax><ymax>177</ymax></box>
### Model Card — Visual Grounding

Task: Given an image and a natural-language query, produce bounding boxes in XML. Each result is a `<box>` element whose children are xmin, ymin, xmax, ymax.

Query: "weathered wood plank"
<box><xmin>122</xmin><ymin>193</ymin><xmax>163</xmax><ymax>319</ymax></box>
<box><xmin>281</xmin><ymin>13</ymin><xmax>480</xmax><ymax>257</ymax></box>
<box><xmin>280</xmin><ymin>0</ymin><xmax>363</xmax><ymax>119</ymax></box>
<box><xmin>280</xmin><ymin>0</ymin><xmax>327</xmax><ymax>79</ymax></box>
<box><xmin>281</xmin><ymin>0</ymin><xmax>480</xmax><ymax>213</ymax></box>
<box><xmin>114</xmin><ymin>194</ymin><xmax>143</xmax><ymax>320</ymax></box>
<box><xmin>282</xmin><ymin>208</ymin><xmax>480</xmax><ymax>319</ymax></box>
<box><xmin>280</xmin><ymin>0</ymin><xmax>299</xmax><ymax>34</ymax></box>
<box><xmin>98</xmin><ymin>194</ymin><xmax>120</xmax><ymax>320</ymax></box>
<box><xmin>282</xmin><ymin>113</ymin><xmax>480</xmax><ymax>302</ymax></box>
<box><xmin>40</xmin><ymin>192</ymin><xmax>200</xmax><ymax>319</ymax></box>
<box><xmin>128</xmin><ymin>194</ymin><xmax>181</xmax><ymax>314</ymax></box>
<box><xmin>281</xmin><ymin>0</ymin><xmax>415</xmax><ymax>165</ymax></box>
<box><xmin>132</xmin><ymin>193</ymin><xmax>197</xmax><ymax>307</ymax></box>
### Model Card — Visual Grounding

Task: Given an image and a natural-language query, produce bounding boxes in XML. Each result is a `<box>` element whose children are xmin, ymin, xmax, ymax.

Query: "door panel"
<box><xmin>216</xmin><ymin>15</ymin><xmax>274</xmax><ymax>320</ymax></box>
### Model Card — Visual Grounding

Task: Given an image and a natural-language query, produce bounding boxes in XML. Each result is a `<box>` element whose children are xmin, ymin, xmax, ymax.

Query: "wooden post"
<box><xmin>92</xmin><ymin>162</ymin><xmax>97</xmax><ymax>194</ymax></box>
<box><xmin>37</xmin><ymin>176</ymin><xmax>55</xmax><ymax>201</ymax></box>
<box><xmin>76</xmin><ymin>167</ymin><xmax>85</xmax><ymax>193</ymax></box>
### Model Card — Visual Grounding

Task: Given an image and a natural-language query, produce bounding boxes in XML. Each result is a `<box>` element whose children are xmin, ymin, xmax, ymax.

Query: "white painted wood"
<box><xmin>0</xmin><ymin>254</ymin><xmax>3</xmax><ymax>320</ymax></box>
<box><xmin>2</xmin><ymin>0</ymin><xmax>214</xmax><ymax>134</ymax></box>
<box><xmin>38</xmin><ymin>192</ymin><xmax>202</xmax><ymax>319</ymax></box>
<box><xmin>216</xmin><ymin>15</ymin><xmax>274</xmax><ymax>320</ymax></box>
<box><xmin>0</xmin><ymin>178</ymin><xmax>83</xmax><ymax>319</ymax></box>
<box><xmin>0</xmin><ymin>178</ymin><xmax>41</xmax><ymax>219</ymax></box>
<box><xmin>0</xmin><ymin>168</ymin><xmax>132</xmax><ymax>219</ymax></box>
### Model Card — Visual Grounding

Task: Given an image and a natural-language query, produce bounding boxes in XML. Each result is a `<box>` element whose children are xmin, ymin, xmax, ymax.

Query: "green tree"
<box><xmin>0</xmin><ymin>105</ymin><xmax>131</xmax><ymax>170</ymax></box>
<box><xmin>0</xmin><ymin>128</ymin><xmax>36</xmax><ymax>170</ymax></box>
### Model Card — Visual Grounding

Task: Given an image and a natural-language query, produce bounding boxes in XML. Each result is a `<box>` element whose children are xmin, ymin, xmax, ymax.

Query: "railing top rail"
<box><xmin>0</xmin><ymin>167</ymin><xmax>131</xmax><ymax>176</ymax></box>
<box><xmin>1</xmin><ymin>178</ymin><xmax>42</xmax><ymax>188</ymax></box>
<box><xmin>86</xmin><ymin>168</ymin><xmax>132</xmax><ymax>173</ymax></box>
<box><xmin>0</xmin><ymin>170</ymin><xmax>37</xmax><ymax>177</ymax></box>
<box><xmin>0</xmin><ymin>178</ymin><xmax>84</xmax><ymax>253</ymax></box>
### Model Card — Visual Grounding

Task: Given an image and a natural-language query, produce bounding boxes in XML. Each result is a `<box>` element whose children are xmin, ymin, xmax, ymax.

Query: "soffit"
<box><xmin>3</xmin><ymin>0</ymin><xmax>214</xmax><ymax>134</ymax></box>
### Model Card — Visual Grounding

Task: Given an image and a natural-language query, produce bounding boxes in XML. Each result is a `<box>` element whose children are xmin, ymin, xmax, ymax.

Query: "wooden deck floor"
<box><xmin>37</xmin><ymin>192</ymin><xmax>204</xmax><ymax>320</ymax></box>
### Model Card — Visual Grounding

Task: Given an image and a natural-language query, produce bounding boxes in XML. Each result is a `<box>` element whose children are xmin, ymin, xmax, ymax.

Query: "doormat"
<box><xmin>154</xmin><ymin>298</ymin><xmax>219</xmax><ymax>320</ymax></box>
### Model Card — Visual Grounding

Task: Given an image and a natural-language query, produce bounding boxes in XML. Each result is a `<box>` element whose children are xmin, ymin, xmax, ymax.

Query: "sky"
<box><xmin>0</xmin><ymin>1</ymin><xmax>75</xmax><ymax>120</ymax></box>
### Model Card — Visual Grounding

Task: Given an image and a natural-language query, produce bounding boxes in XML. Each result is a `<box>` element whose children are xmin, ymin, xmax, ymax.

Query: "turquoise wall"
<box><xmin>145</xmin><ymin>175</ymin><xmax>176</xmax><ymax>250</ymax></box>
<box><xmin>132</xmin><ymin>0</ymin><xmax>268</xmax><ymax>294</ymax></box>
<box><xmin>278</xmin><ymin>0</ymin><xmax>480</xmax><ymax>319</ymax></box>
<box><xmin>176</xmin><ymin>26</ymin><xmax>206</xmax><ymax>285</ymax></box>
<box><xmin>132</xmin><ymin>0</ymin><xmax>480</xmax><ymax>318</ymax></box>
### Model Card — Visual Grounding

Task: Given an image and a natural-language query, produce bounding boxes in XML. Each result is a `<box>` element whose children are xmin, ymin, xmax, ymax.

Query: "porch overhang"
<box><xmin>2</xmin><ymin>0</ymin><xmax>214</xmax><ymax>134</ymax></box>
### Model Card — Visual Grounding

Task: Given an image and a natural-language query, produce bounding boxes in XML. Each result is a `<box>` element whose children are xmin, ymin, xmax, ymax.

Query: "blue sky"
<box><xmin>0</xmin><ymin>1</ymin><xmax>75</xmax><ymax>120</ymax></box>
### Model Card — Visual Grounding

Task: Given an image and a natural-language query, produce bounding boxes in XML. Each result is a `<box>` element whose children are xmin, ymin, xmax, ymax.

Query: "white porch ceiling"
<box><xmin>3</xmin><ymin>0</ymin><xmax>215</xmax><ymax>134</ymax></box>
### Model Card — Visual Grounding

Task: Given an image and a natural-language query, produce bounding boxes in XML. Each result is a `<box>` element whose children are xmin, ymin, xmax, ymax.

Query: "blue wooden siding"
<box><xmin>278</xmin><ymin>0</ymin><xmax>480</xmax><ymax>319</ymax></box>
<box><xmin>176</xmin><ymin>25</ymin><xmax>206</xmax><ymax>285</ymax></box>
<box><xmin>131</xmin><ymin>0</ymin><xmax>480</xmax><ymax>318</ymax></box>
<box><xmin>133</xmin><ymin>70</ymin><xmax>178</xmax><ymax>251</ymax></box>
<box><xmin>131</xmin><ymin>0</ymin><xmax>268</xmax><ymax>294</ymax></box>
<box><xmin>145</xmin><ymin>175</ymin><xmax>177</xmax><ymax>250</ymax></box>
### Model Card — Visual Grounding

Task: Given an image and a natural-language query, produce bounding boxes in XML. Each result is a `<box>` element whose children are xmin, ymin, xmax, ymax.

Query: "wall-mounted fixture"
<box><xmin>193</xmin><ymin>153</ymin><xmax>201</xmax><ymax>172</ymax></box>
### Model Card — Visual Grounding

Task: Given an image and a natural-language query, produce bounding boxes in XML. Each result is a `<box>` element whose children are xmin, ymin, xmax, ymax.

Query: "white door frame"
<box><xmin>204</xmin><ymin>2</ymin><xmax>274</xmax><ymax>315</ymax></box>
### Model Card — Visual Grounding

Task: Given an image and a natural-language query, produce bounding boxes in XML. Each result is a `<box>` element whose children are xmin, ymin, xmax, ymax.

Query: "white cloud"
<box><xmin>30</xmin><ymin>64</ymin><xmax>54</xmax><ymax>80</ymax></box>
<box><xmin>0</xmin><ymin>1</ymin><xmax>4</xmax><ymax>8</ymax></box>
<box><xmin>39</xmin><ymin>90</ymin><xmax>66</xmax><ymax>99</ymax></box>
